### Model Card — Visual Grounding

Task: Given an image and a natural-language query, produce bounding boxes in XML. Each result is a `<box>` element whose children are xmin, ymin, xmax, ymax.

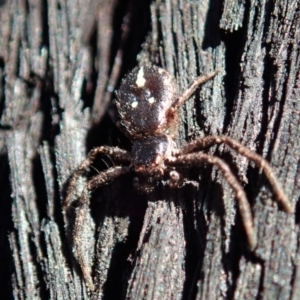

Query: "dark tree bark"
<box><xmin>0</xmin><ymin>0</ymin><xmax>299</xmax><ymax>299</ymax></box>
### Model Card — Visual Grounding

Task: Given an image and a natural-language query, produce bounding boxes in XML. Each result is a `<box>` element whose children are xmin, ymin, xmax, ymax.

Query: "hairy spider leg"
<box><xmin>166</xmin><ymin>153</ymin><xmax>257</xmax><ymax>248</ymax></box>
<box><xmin>181</xmin><ymin>136</ymin><xmax>293</xmax><ymax>214</ymax></box>
<box><xmin>171</xmin><ymin>70</ymin><xmax>219</xmax><ymax>109</ymax></box>
<box><xmin>73</xmin><ymin>166</ymin><xmax>130</xmax><ymax>291</ymax></box>
<box><xmin>64</xmin><ymin>146</ymin><xmax>131</xmax><ymax>210</ymax></box>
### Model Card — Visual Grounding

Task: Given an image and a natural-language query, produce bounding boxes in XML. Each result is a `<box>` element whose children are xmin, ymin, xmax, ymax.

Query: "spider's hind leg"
<box><xmin>172</xmin><ymin>70</ymin><xmax>218</xmax><ymax>109</ymax></box>
<box><xmin>73</xmin><ymin>166</ymin><xmax>130</xmax><ymax>291</ymax></box>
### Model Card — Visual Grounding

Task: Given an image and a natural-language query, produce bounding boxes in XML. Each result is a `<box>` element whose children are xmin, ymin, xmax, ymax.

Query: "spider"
<box><xmin>64</xmin><ymin>65</ymin><xmax>293</xmax><ymax>291</ymax></box>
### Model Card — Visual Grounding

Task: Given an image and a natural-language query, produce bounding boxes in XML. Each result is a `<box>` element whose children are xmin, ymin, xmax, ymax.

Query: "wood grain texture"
<box><xmin>0</xmin><ymin>0</ymin><xmax>299</xmax><ymax>299</ymax></box>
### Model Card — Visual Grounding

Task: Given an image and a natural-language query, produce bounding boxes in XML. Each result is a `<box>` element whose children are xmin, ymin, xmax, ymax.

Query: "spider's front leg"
<box><xmin>166</xmin><ymin>152</ymin><xmax>257</xmax><ymax>249</ymax></box>
<box><xmin>166</xmin><ymin>153</ymin><xmax>257</xmax><ymax>248</ymax></box>
<box><xmin>73</xmin><ymin>166</ymin><xmax>130</xmax><ymax>291</ymax></box>
<box><xmin>181</xmin><ymin>135</ymin><xmax>293</xmax><ymax>214</ymax></box>
<box><xmin>63</xmin><ymin>146</ymin><xmax>131</xmax><ymax>210</ymax></box>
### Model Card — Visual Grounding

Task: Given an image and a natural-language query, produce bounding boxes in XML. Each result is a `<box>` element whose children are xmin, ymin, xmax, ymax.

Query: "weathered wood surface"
<box><xmin>0</xmin><ymin>0</ymin><xmax>299</xmax><ymax>299</ymax></box>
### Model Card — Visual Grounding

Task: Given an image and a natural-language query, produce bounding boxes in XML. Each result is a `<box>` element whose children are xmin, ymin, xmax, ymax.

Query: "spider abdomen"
<box><xmin>116</xmin><ymin>66</ymin><xmax>177</xmax><ymax>138</ymax></box>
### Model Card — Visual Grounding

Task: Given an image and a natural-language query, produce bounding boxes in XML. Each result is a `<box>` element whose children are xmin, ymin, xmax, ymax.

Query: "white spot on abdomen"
<box><xmin>131</xmin><ymin>101</ymin><xmax>138</xmax><ymax>108</ymax></box>
<box><xmin>148</xmin><ymin>97</ymin><xmax>156</xmax><ymax>104</ymax></box>
<box><xmin>136</xmin><ymin>67</ymin><xmax>146</xmax><ymax>88</ymax></box>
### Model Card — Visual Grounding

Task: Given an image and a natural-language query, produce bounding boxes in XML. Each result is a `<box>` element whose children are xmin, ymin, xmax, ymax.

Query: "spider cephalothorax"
<box><xmin>64</xmin><ymin>65</ymin><xmax>293</xmax><ymax>291</ymax></box>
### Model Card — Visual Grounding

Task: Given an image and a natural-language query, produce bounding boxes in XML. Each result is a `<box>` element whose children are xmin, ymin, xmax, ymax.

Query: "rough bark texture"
<box><xmin>0</xmin><ymin>0</ymin><xmax>299</xmax><ymax>299</ymax></box>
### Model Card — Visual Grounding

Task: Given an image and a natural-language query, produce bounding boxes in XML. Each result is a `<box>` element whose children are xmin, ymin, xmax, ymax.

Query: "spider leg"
<box><xmin>171</xmin><ymin>70</ymin><xmax>218</xmax><ymax>109</ymax></box>
<box><xmin>181</xmin><ymin>135</ymin><xmax>293</xmax><ymax>214</ymax></box>
<box><xmin>73</xmin><ymin>166</ymin><xmax>130</xmax><ymax>291</ymax></box>
<box><xmin>64</xmin><ymin>146</ymin><xmax>131</xmax><ymax>210</ymax></box>
<box><xmin>166</xmin><ymin>153</ymin><xmax>257</xmax><ymax>249</ymax></box>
